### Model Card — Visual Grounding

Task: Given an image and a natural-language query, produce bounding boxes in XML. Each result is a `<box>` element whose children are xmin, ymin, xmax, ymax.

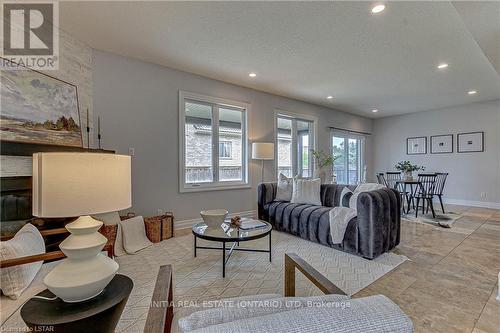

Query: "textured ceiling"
<box><xmin>60</xmin><ymin>1</ymin><xmax>500</xmax><ymax>118</ymax></box>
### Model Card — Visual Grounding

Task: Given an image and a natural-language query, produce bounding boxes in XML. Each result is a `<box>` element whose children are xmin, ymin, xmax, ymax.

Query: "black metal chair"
<box><xmin>376</xmin><ymin>173</ymin><xmax>388</xmax><ymax>187</ymax></box>
<box><xmin>382</xmin><ymin>172</ymin><xmax>409</xmax><ymax>214</ymax></box>
<box><xmin>414</xmin><ymin>173</ymin><xmax>437</xmax><ymax>218</ymax></box>
<box><xmin>385</xmin><ymin>172</ymin><xmax>402</xmax><ymax>190</ymax></box>
<box><xmin>434</xmin><ymin>173</ymin><xmax>448</xmax><ymax>213</ymax></box>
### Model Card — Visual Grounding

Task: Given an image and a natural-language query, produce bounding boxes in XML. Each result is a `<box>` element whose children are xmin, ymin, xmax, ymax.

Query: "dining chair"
<box><xmin>414</xmin><ymin>173</ymin><xmax>437</xmax><ymax>218</ymax></box>
<box><xmin>434</xmin><ymin>173</ymin><xmax>448</xmax><ymax>214</ymax></box>
<box><xmin>376</xmin><ymin>173</ymin><xmax>388</xmax><ymax>187</ymax></box>
<box><xmin>383</xmin><ymin>172</ymin><xmax>409</xmax><ymax>214</ymax></box>
<box><xmin>385</xmin><ymin>172</ymin><xmax>402</xmax><ymax>190</ymax></box>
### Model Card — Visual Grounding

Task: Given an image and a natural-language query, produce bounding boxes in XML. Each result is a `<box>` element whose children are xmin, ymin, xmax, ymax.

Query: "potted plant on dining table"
<box><xmin>395</xmin><ymin>161</ymin><xmax>425</xmax><ymax>181</ymax></box>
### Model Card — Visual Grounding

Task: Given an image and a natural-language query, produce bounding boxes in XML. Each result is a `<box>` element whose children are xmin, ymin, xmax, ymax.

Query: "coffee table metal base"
<box><xmin>194</xmin><ymin>233</ymin><xmax>272</xmax><ymax>278</ymax></box>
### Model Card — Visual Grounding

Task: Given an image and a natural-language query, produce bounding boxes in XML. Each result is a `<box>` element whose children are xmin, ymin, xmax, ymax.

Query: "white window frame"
<box><xmin>179</xmin><ymin>91</ymin><xmax>250</xmax><ymax>192</ymax></box>
<box><xmin>330</xmin><ymin>130</ymin><xmax>365</xmax><ymax>185</ymax></box>
<box><xmin>274</xmin><ymin>109</ymin><xmax>318</xmax><ymax>178</ymax></box>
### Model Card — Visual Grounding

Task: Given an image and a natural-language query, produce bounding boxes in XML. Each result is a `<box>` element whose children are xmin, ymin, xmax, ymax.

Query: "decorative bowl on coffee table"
<box><xmin>200</xmin><ymin>209</ymin><xmax>228</xmax><ymax>227</ymax></box>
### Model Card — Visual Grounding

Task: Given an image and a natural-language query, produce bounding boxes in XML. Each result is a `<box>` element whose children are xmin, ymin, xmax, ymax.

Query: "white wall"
<box><xmin>372</xmin><ymin>99</ymin><xmax>500</xmax><ymax>208</ymax></box>
<box><xmin>92</xmin><ymin>50</ymin><xmax>373</xmax><ymax>222</ymax></box>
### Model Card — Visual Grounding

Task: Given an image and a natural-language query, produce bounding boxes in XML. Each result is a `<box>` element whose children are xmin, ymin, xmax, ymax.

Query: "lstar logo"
<box><xmin>1</xmin><ymin>1</ymin><xmax>59</xmax><ymax>69</ymax></box>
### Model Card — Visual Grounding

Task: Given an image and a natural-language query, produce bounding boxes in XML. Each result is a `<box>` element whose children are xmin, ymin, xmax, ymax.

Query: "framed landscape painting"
<box><xmin>430</xmin><ymin>134</ymin><xmax>453</xmax><ymax>154</ymax></box>
<box><xmin>407</xmin><ymin>137</ymin><xmax>427</xmax><ymax>155</ymax></box>
<box><xmin>0</xmin><ymin>59</ymin><xmax>82</xmax><ymax>147</ymax></box>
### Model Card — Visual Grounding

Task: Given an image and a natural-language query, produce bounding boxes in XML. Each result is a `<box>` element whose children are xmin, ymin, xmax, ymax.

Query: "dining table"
<box><xmin>395</xmin><ymin>179</ymin><xmax>423</xmax><ymax>214</ymax></box>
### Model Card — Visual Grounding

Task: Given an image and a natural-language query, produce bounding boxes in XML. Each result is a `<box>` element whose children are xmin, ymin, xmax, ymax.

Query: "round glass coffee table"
<box><xmin>192</xmin><ymin>221</ymin><xmax>272</xmax><ymax>277</ymax></box>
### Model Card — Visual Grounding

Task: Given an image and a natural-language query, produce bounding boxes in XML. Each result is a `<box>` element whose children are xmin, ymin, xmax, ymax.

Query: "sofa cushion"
<box><xmin>275</xmin><ymin>173</ymin><xmax>293</xmax><ymax>202</ymax></box>
<box><xmin>291</xmin><ymin>178</ymin><xmax>321</xmax><ymax>205</ymax></box>
<box><xmin>340</xmin><ymin>187</ymin><xmax>354</xmax><ymax>207</ymax></box>
<box><xmin>184</xmin><ymin>295</ymin><xmax>412</xmax><ymax>333</ymax></box>
<box><xmin>178</xmin><ymin>294</ymin><xmax>350</xmax><ymax>332</ymax></box>
<box><xmin>0</xmin><ymin>224</ymin><xmax>45</xmax><ymax>300</ymax></box>
<box><xmin>1</xmin><ymin>261</ymin><xmax>58</xmax><ymax>326</ymax></box>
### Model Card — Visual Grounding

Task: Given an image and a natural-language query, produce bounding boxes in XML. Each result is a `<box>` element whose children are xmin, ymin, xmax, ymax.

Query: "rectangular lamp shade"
<box><xmin>252</xmin><ymin>142</ymin><xmax>274</xmax><ymax>160</ymax></box>
<box><xmin>32</xmin><ymin>153</ymin><xmax>132</xmax><ymax>218</ymax></box>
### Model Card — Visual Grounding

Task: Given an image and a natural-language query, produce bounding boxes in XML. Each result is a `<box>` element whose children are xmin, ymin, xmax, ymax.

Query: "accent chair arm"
<box><xmin>144</xmin><ymin>265</ymin><xmax>173</xmax><ymax>333</ymax></box>
<box><xmin>0</xmin><ymin>244</ymin><xmax>114</xmax><ymax>268</ymax></box>
<box><xmin>284</xmin><ymin>252</ymin><xmax>346</xmax><ymax>297</ymax></box>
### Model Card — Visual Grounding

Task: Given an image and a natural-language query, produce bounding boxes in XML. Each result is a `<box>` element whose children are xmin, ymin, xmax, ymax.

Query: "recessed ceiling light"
<box><xmin>372</xmin><ymin>109</ymin><xmax>379</xmax><ymax>113</ymax></box>
<box><xmin>468</xmin><ymin>90</ymin><xmax>477</xmax><ymax>95</ymax></box>
<box><xmin>437</xmin><ymin>63</ymin><xmax>449</xmax><ymax>69</ymax></box>
<box><xmin>249</xmin><ymin>73</ymin><xmax>257</xmax><ymax>77</ymax></box>
<box><xmin>371</xmin><ymin>4</ymin><xmax>385</xmax><ymax>14</ymax></box>
<box><xmin>327</xmin><ymin>95</ymin><xmax>333</xmax><ymax>99</ymax></box>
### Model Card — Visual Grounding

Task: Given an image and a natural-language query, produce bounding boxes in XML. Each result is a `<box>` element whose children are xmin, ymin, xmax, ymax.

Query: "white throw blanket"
<box><xmin>329</xmin><ymin>183</ymin><xmax>385</xmax><ymax>244</ymax></box>
<box><xmin>349</xmin><ymin>183</ymin><xmax>385</xmax><ymax>210</ymax></box>
<box><xmin>117</xmin><ymin>216</ymin><xmax>153</xmax><ymax>255</ymax></box>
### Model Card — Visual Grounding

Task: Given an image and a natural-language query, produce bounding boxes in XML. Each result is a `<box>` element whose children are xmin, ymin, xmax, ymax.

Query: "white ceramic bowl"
<box><xmin>200</xmin><ymin>209</ymin><xmax>228</xmax><ymax>227</ymax></box>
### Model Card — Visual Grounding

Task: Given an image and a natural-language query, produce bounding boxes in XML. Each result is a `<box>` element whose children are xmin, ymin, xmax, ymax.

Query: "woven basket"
<box><xmin>99</xmin><ymin>224</ymin><xmax>118</xmax><ymax>256</ymax></box>
<box><xmin>144</xmin><ymin>213</ymin><xmax>174</xmax><ymax>242</ymax></box>
<box><xmin>143</xmin><ymin>217</ymin><xmax>161</xmax><ymax>243</ymax></box>
<box><xmin>161</xmin><ymin>213</ymin><xmax>174</xmax><ymax>240</ymax></box>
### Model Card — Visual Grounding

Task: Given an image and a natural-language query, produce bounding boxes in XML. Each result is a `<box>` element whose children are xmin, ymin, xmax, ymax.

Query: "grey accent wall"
<box><xmin>92</xmin><ymin>50</ymin><xmax>373</xmax><ymax>221</ymax></box>
<box><xmin>372</xmin><ymin>99</ymin><xmax>500</xmax><ymax>207</ymax></box>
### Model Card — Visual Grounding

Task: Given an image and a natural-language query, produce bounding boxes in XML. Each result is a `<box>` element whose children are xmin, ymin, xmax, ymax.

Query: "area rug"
<box><xmin>111</xmin><ymin>231</ymin><xmax>408</xmax><ymax>332</ymax></box>
<box><xmin>402</xmin><ymin>212</ymin><xmax>462</xmax><ymax>228</ymax></box>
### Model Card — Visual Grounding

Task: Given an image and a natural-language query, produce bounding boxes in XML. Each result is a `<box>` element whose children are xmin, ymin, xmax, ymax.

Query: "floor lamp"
<box><xmin>252</xmin><ymin>142</ymin><xmax>274</xmax><ymax>183</ymax></box>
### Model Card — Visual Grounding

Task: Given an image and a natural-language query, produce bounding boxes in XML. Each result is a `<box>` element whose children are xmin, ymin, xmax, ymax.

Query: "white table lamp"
<box><xmin>252</xmin><ymin>142</ymin><xmax>274</xmax><ymax>183</ymax></box>
<box><xmin>32</xmin><ymin>152</ymin><xmax>131</xmax><ymax>302</ymax></box>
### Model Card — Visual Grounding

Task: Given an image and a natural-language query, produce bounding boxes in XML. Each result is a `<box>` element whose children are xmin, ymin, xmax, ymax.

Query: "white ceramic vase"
<box><xmin>44</xmin><ymin>215</ymin><xmax>118</xmax><ymax>303</ymax></box>
<box><xmin>200</xmin><ymin>209</ymin><xmax>228</xmax><ymax>227</ymax></box>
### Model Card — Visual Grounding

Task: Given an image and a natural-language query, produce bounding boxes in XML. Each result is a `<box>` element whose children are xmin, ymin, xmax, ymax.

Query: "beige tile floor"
<box><xmin>177</xmin><ymin>204</ymin><xmax>500</xmax><ymax>333</ymax></box>
<box><xmin>355</xmin><ymin>205</ymin><xmax>500</xmax><ymax>333</ymax></box>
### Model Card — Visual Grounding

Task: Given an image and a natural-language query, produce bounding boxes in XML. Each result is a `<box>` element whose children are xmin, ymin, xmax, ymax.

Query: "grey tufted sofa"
<box><xmin>258</xmin><ymin>183</ymin><xmax>401</xmax><ymax>259</ymax></box>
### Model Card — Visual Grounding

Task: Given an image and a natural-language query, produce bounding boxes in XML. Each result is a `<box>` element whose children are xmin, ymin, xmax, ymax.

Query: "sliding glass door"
<box><xmin>332</xmin><ymin>132</ymin><xmax>364</xmax><ymax>185</ymax></box>
<box><xmin>276</xmin><ymin>115</ymin><xmax>315</xmax><ymax>178</ymax></box>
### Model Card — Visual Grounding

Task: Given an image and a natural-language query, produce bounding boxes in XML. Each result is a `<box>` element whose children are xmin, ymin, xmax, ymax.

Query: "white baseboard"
<box><xmin>174</xmin><ymin>210</ymin><xmax>257</xmax><ymax>230</ymax></box>
<box><xmin>435</xmin><ymin>198</ymin><xmax>500</xmax><ymax>210</ymax></box>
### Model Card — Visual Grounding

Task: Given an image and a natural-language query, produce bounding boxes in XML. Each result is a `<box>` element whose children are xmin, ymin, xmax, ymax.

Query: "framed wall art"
<box><xmin>430</xmin><ymin>134</ymin><xmax>453</xmax><ymax>154</ymax></box>
<box><xmin>407</xmin><ymin>137</ymin><xmax>427</xmax><ymax>155</ymax></box>
<box><xmin>457</xmin><ymin>132</ymin><xmax>484</xmax><ymax>153</ymax></box>
<box><xmin>0</xmin><ymin>58</ymin><xmax>82</xmax><ymax>147</ymax></box>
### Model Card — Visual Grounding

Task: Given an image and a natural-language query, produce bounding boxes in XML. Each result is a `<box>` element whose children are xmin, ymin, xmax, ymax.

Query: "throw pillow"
<box><xmin>275</xmin><ymin>173</ymin><xmax>293</xmax><ymax>202</ymax></box>
<box><xmin>291</xmin><ymin>178</ymin><xmax>322</xmax><ymax>205</ymax></box>
<box><xmin>340</xmin><ymin>187</ymin><xmax>354</xmax><ymax>207</ymax></box>
<box><xmin>0</xmin><ymin>223</ymin><xmax>45</xmax><ymax>299</ymax></box>
<box><xmin>119</xmin><ymin>216</ymin><xmax>153</xmax><ymax>254</ymax></box>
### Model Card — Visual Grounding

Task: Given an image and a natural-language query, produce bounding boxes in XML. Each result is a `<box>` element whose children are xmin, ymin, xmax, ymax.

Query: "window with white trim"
<box><xmin>276</xmin><ymin>113</ymin><xmax>315</xmax><ymax>178</ymax></box>
<box><xmin>180</xmin><ymin>91</ymin><xmax>248</xmax><ymax>192</ymax></box>
<box><xmin>331</xmin><ymin>131</ymin><xmax>365</xmax><ymax>185</ymax></box>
